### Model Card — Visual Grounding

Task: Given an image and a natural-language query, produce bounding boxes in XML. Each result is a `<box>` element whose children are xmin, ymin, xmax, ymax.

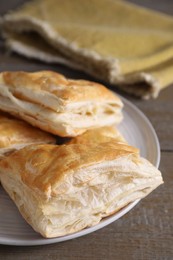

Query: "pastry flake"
<box><xmin>0</xmin><ymin>111</ymin><xmax>56</xmax><ymax>158</ymax></box>
<box><xmin>0</xmin><ymin>142</ymin><xmax>163</xmax><ymax>238</ymax></box>
<box><xmin>0</xmin><ymin>71</ymin><xmax>123</xmax><ymax>137</ymax></box>
<box><xmin>67</xmin><ymin>126</ymin><xmax>126</xmax><ymax>145</ymax></box>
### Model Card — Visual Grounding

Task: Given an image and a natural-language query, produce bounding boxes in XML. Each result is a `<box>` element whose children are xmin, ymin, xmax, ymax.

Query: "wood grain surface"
<box><xmin>0</xmin><ymin>1</ymin><xmax>173</xmax><ymax>259</ymax></box>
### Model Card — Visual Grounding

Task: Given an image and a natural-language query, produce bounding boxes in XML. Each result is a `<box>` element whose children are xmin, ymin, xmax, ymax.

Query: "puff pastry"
<box><xmin>0</xmin><ymin>111</ymin><xmax>55</xmax><ymax>158</ymax></box>
<box><xmin>0</xmin><ymin>141</ymin><xmax>163</xmax><ymax>238</ymax></box>
<box><xmin>68</xmin><ymin>126</ymin><xmax>126</xmax><ymax>145</ymax></box>
<box><xmin>0</xmin><ymin>71</ymin><xmax>123</xmax><ymax>137</ymax></box>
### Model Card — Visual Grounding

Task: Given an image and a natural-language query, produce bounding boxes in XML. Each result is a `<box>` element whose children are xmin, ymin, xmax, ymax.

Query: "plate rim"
<box><xmin>121</xmin><ymin>96</ymin><xmax>160</xmax><ymax>168</ymax></box>
<box><xmin>0</xmin><ymin>95</ymin><xmax>160</xmax><ymax>246</ymax></box>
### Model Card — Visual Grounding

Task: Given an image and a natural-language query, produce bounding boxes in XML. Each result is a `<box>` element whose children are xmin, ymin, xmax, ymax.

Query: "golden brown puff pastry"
<box><xmin>0</xmin><ymin>71</ymin><xmax>123</xmax><ymax>137</ymax></box>
<box><xmin>68</xmin><ymin>126</ymin><xmax>126</xmax><ymax>145</ymax></box>
<box><xmin>0</xmin><ymin>142</ymin><xmax>163</xmax><ymax>238</ymax></box>
<box><xmin>0</xmin><ymin>111</ymin><xmax>55</xmax><ymax>158</ymax></box>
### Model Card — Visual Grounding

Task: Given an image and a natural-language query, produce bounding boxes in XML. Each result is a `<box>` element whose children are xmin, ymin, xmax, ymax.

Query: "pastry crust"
<box><xmin>0</xmin><ymin>71</ymin><xmax>123</xmax><ymax>137</ymax></box>
<box><xmin>0</xmin><ymin>111</ymin><xmax>55</xmax><ymax>158</ymax></box>
<box><xmin>68</xmin><ymin>126</ymin><xmax>126</xmax><ymax>145</ymax></box>
<box><xmin>0</xmin><ymin>141</ymin><xmax>163</xmax><ymax>238</ymax></box>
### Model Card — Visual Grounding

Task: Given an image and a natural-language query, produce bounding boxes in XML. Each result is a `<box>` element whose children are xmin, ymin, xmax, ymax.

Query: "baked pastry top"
<box><xmin>68</xmin><ymin>126</ymin><xmax>126</xmax><ymax>145</ymax></box>
<box><xmin>0</xmin><ymin>71</ymin><xmax>123</xmax><ymax>137</ymax></box>
<box><xmin>0</xmin><ymin>111</ymin><xmax>55</xmax><ymax>158</ymax></box>
<box><xmin>0</xmin><ymin>139</ymin><xmax>163</xmax><ymax>238</ymax></box>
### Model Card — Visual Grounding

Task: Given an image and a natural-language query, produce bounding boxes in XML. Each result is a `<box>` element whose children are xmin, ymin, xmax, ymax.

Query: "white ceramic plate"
<box><xmin>0</xmin><ymin>96</ymin><xmax>160</xmax><ymax>246</ymax></box>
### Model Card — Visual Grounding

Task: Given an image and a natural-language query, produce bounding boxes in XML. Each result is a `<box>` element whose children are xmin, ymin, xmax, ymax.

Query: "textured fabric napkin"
<box><xmin>1</xmin><ymin>0</ymin><xmax>173</xmax><ymax>98</ymax></box>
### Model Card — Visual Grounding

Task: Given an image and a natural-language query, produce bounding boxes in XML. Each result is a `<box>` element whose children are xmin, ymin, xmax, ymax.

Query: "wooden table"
<box><xmin>0</xmin><ymin>1</ymin><xmax>173</xmax><ymax>259</ymax></box>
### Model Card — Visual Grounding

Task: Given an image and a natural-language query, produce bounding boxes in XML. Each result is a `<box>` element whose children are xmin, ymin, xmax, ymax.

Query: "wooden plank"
<box><xmin>0</xmin><ymin>0</ymin><xmax>27</xmax><ymax>15</ymax></box>
<box><xmin>128</xmin><ymin>0</ymin><xmax>173</xmax><ymax>15</ymax></box>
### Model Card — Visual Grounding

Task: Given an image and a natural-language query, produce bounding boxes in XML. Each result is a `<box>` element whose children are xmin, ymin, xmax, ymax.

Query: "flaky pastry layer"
<box><xmin>68</xmin><ymin>126</ymin><xmax>126</xmax><ymax>145</ymax></box>
<box><xmin>0</xmin><ymin>111</ymin><xmax>55</xmax><ymax>159</ymax></box>
<box><xmin>0</xmin><ymin>71</ymin><xmax>123</xmax><ymax>136</ymax></box>
<box><xmin>0</xmin><ymin>141</ymin><xmax>163</xmax><ymax>238</ymax></box>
